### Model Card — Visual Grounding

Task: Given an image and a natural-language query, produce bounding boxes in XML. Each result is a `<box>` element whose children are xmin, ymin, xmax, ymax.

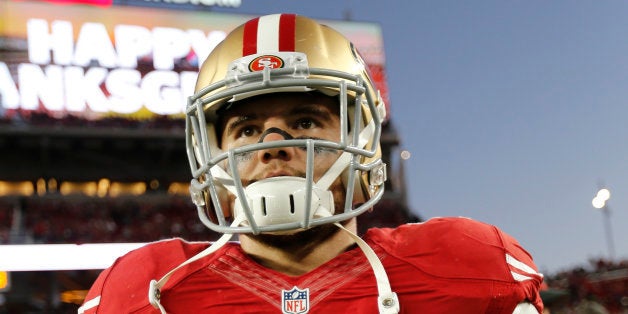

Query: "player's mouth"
<box><xmin>246</xmin><ymin>169</ymin><xmax>305</xmax><ymax>185</ymax></box>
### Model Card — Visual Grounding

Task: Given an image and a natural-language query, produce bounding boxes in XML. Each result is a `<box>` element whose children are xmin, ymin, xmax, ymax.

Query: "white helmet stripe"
<box><xmin>243</xmin><ymin>14</ymin><xmax>296</xmax><ymax>55</ymax></box>
<box><xmin>257</xmin><ymin>15</ymin><xmax>281</xmax><ymax>53</ymax></box>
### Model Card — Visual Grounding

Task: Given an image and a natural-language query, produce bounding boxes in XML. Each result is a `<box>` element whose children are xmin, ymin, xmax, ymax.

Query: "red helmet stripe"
<box><xmin>242</xmin><ymin>14</ymin><xmax>296</xmax><ymax>56</ymax></box>
<box><xmin>242</xmin><ymin>17</ymin><xmax>259</xmax><ymax>56</ymax></box>
<box><xmin>278</xmin><ymin>14</ymin><xmax>296</xmax><ymax>52</ymax></box>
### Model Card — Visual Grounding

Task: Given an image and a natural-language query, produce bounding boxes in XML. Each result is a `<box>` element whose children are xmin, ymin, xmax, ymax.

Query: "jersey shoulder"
<box><xmin>366</xmin><ymin>216</ymin><xmax>540</xmax><ymax>281</ymax></box>
<box><xmin>82</xmin><ymin>238</ymin><xmax>213</xmax><ymax>313</ymax></box>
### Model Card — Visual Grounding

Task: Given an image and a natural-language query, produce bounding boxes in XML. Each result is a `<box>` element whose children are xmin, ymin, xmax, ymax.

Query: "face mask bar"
<box><xmin>186</xmin><ymin>64</ymin><xmax>386</xmax><ymax>234</ymax></box>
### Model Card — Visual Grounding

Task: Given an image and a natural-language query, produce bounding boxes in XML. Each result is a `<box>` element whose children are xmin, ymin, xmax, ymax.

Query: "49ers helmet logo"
<box><xmin>249</xmin><ymin>55</ymin><xmax>284</xmax><ymax>72</ymax></box>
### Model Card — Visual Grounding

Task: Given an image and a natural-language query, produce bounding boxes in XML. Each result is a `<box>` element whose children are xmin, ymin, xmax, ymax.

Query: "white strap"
<box><xmin>315</xmin><ymin>118</ymin><xmax>375</xmax><ymax>190</ymax></box>
<box><xmin>512</xmin><ymin>302</ymin><xmax>539</xmax><ymax>314</ymax></box>
<box><xmin>148</xmin><ymin>218</ymin><xmax>243</xmax><ymax>313</ymax></box>
<box><xmin>210</xmin><ymin>166</ymin><xmax>238</xmax><ymax>195</ymax></box>
<box><xmin>315</xmin><ymin>151</ymin><xmax>352</xmax><ymax>190</ymax></box>
<box><xmin>334</xmin><ymin>222</ymin><xmax>399</xmax><ymax>314</ymax></box>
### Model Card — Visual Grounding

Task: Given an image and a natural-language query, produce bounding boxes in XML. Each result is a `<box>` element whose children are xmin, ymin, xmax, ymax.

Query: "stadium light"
<box><xmin>0</xmin><ymin>243</ymin><xmax>147</xmax><ymax>271</ymax></box>
<box><xmin>592</xmin><ymin>187</ymin><xmax>616</xmax><ymax>260</ymax></box>
<box><xmin>592</xmin><ymin>188</ymin><xmax>610</xmax><ymax>209</ymax></box>
<box><xmin>0</xmin><ymin>271</ymin><xmax>9</xmax><ymax>292</ymax></box>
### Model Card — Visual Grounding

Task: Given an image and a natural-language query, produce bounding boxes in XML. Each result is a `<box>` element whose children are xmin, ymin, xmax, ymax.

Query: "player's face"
<box><xmin>218</xmin><ymin>92</ymin><xmax>348</xmax><ymax>248</ymax></box>
<box><xmin>219</xmin><ymin>92</ymin><xmax>342</xmax><ymax>187</ymax></box>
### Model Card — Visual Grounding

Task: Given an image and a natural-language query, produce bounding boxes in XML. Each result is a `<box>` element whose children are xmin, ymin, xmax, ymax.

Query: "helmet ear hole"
<box><xmin>203</xmin><ymin>191</ymin><xmax>218</xmax><ymax>223</ymax></box>
<box><xmin>207</xmin><ymin>186</ymin><xmax>234</xmax><ymax>222</ymax></box>
<box><xmin>340</xmin><ymin>169</ymin><xmax>368</xmax><ymax>207</ymax></box>
<box><xmin>197</xmin><ymin>171</ymin><xmax>233</xmax><ymax>226</ymax></box>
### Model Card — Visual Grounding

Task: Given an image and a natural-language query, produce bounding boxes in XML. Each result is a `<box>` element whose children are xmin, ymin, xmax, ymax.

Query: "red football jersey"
<box><xmin>80</xmin><ymin>217</ymin><xmax>543</xmax><ymax>313</ymax></box>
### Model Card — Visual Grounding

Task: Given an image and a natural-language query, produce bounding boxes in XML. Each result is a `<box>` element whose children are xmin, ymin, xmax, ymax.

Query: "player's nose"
<box><xmin>257</xmin><ymin>127</ymin><xmax>295</xmax><ymax>162</ymax></box>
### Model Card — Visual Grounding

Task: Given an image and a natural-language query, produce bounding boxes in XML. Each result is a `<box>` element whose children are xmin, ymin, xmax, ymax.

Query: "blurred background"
<box><xmin>1</xmin><ymin>0</ymin><xmax>627</xmax><ymax>313</ymax></box>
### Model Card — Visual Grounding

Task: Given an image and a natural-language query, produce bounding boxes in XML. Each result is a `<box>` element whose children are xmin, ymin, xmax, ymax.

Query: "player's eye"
<box><xmin>294</xmin><ymin>118</ymin><xmax>316</xmax><ymax>130</ymax></box>
<box><xmin>236</xmin><ymin>125</ymin><xmax>259</xmax><ymax>138</ymax></box>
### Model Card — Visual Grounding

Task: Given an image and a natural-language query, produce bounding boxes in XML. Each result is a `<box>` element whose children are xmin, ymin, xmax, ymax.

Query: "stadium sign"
<box><xmin>1</xmin><ymin>19</ymin><xmax>225</xmax><ymax>115</ymax></box>
<box><xmin>0</xmin><ymin>1</ymin><xmax>387</xmax><ymax>122</ymax></box>
<box><xmin>141</xmin><ymin>0</ymin><xmax>241</xmax><ymax>8</ymax></box>
<box><xmin>14</xmin><ymin>0</ymin><xmax>242</xmax><ymax>9</ymax></box>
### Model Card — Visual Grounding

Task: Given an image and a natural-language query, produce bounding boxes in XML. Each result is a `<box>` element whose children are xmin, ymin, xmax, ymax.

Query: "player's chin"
<box><xmin>251</xmin><ymin>224</ymin><xmax>341</xmax><ymax>250</ymax></box>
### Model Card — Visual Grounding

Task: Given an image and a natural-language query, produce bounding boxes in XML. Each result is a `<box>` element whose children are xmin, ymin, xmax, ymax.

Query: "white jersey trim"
<box><xmin>506</xmin><ymin>253</ymin><xmax>543</xmax><ymax>282</ymax></box>
<box><xmin>77</xmin><ymin>295</ymin><xmax>100</xmax><ymax>314</ymax></box>
<box><xmin>511</xmin><ymin>272</ymin><xmax>535</xmax><ymax>282</ymax></box>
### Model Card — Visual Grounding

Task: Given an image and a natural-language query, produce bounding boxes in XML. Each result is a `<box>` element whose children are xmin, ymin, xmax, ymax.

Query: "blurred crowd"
<box><xmin>542</xmin><ymin>259</ymin><xmax>628</xmax><ymax>314</ymax></box>
<box><xmin>0</xmin><ymin>196</ymin><xmax>218</xmax><ymax>245</ymax></box>
<box><xmin>0</xmin><ymin>195</ymin><xmax>416</xmax><ymax>245</ymax></box>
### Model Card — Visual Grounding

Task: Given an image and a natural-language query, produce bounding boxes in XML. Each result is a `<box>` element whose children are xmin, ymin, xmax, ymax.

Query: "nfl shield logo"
<box><xmin>281</xmin><ymin>286</ymin><xmax>310</xmax><ymax>314</ymax></box>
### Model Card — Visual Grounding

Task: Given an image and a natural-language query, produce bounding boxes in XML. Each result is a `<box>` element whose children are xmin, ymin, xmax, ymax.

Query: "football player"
<box><xmin>80</xmin><ymin>14</ymin><xmax>544</xmax><ymax>313</ymax></box>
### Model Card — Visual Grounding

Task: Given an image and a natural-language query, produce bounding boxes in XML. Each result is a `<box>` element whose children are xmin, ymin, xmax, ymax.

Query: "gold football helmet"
<box><xmin>186</xmin><ymin>14</ymin><xmax>387</xmax><ymax>234</ymax></box>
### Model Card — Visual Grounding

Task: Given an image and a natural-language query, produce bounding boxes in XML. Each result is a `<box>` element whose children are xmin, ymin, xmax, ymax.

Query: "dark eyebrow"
<box><xmin>224</xmin><ymin>114</ymin><xmax>256</xmax><ymax>137</ymax></box>
<box><xmin>290</xmin><ymin>105</ymin><xmax>334</xmax><ymax>120</ymax></box>
<box><xmin>221</xmin><ymin>103</ymin><xmax>336</xmax><ymax>138</ymax></box>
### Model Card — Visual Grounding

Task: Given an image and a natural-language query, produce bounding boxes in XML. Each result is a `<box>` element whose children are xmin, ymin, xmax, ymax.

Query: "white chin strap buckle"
<box><xmin>233</xmin><ymin>176</ymin><xmax>334</xmax><ymax>229</ymax></box>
